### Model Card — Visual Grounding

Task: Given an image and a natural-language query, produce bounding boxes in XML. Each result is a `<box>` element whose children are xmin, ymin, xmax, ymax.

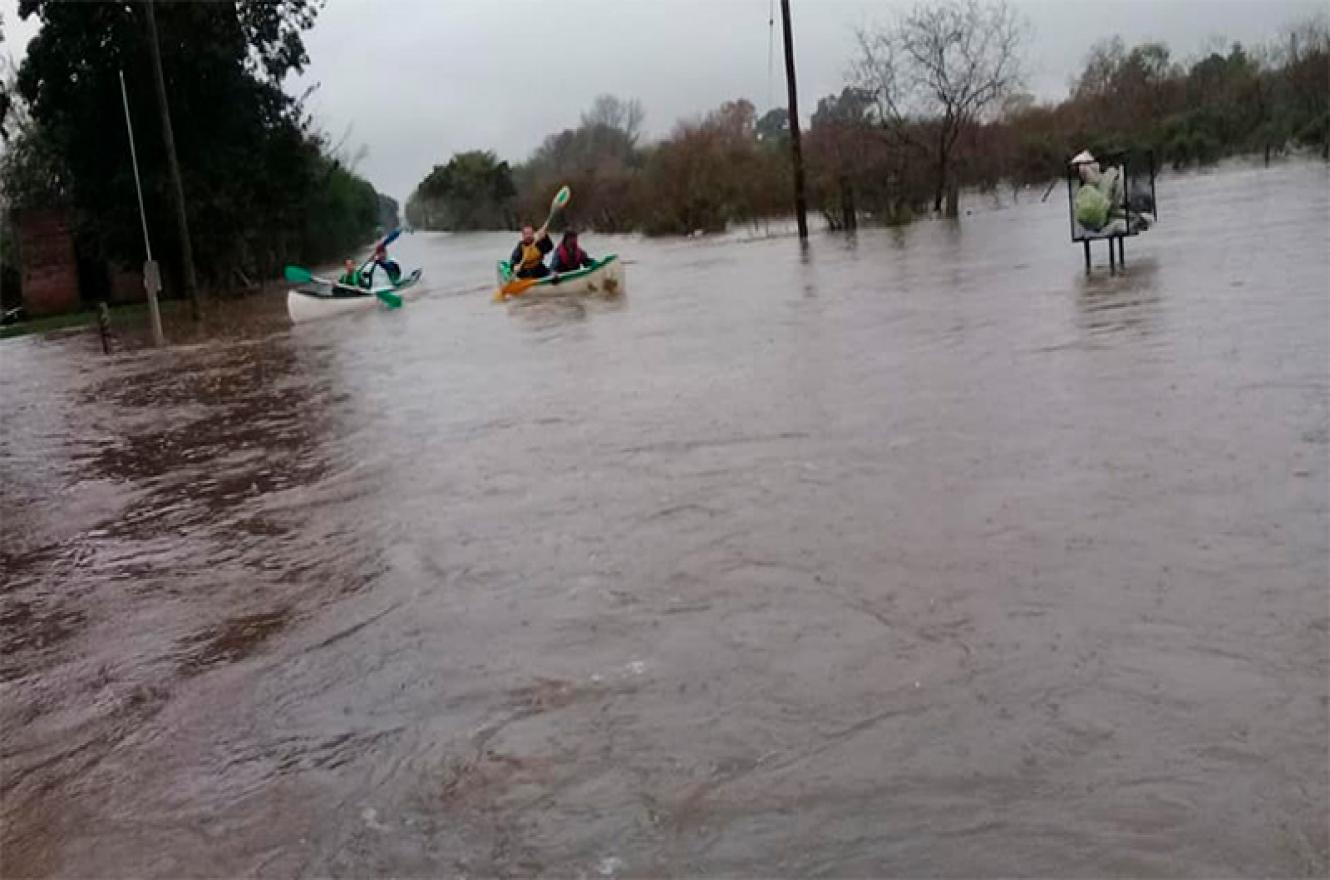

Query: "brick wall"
<box><xmin>18</xmin><ymin>209</ymin><xmax>80</xmax><ymax>317</ymax></box>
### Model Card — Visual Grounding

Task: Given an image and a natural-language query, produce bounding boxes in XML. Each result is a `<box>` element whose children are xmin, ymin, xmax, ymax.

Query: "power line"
<box><xmin>767</xmin><ymin>0</ymin><xmax>775</xmax><ymax>110</ymax></box>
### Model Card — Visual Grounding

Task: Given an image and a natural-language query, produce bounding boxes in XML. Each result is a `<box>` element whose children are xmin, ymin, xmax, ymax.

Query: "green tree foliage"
<box><xmin>1</xmin><ymin>17</ymin><xmax>22</xmax><ymax>310</ymax></box>
<box><xmin>0</xmin><ymin>19</ymin><xmax>63</xmax><ymax>205</ymax></box>
<box><xmin>755</xmin><ymin>108</ymin><xmax>790</xmax><ymax>148</ymax></box>
<box><xmin>4</xmin><ymin>0</ymin><xmax>383</xmax><ymax>295</ymax></box>
<box><xmin>405</xmin><ymin>150</ymin><xmax>515</xmax><ymax>231</ymax></box>
<box><xmin>1279</xmin><ymin>18</ymin><xmax>1330</xmax><ymax>157</ymax></box>
<box><xmin>998</xmin><ymin>19</ymin><xmax>1326</xmax><ymax>179</ymax></box>
<box><xmin>303</xmin><ymin>159</ymin><xmax>378</xmax><ymax>264</ymax></box>
<box><xmin>377</xmin><ymin>192</ymin><xmax>400</xmax><ymax>232</ymax></box>
<box><xmin>0</xmin><ymin>13</ymin><xmax>9</xmax><ymax>135</ymax></box>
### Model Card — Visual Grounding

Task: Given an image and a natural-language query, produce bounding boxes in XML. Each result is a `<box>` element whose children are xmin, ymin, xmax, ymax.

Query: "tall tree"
<box><xmin>639</xmin><ymin>98</ymin><xmax>788</xmax><ymax>235</ymax></box>
<box><xmin>407</xmin><ymin>151</ymin><xmax>515</xmax><ymax>231</ymax></box>
<box><xmin>855</xmin><ymin>0</ymin><xmax>1025</xmax><ymax>216</ymax></box>
<box><xmin>512</xmin><ymin>95</ymin><xmax>647</xmax><ymax>232</ymax></box>
<box><xmin>1281</xmin><ymin>16</ymin><xmax>1330</xmax><ymax>157</ymax></box>
<box><xmin>807</xmin><ymin>88</ymin><xmax>885</xmax><ymax>228</ymax></box>
<box><xmin>756</xmin><ymin>107</ymin><xmax>790</xmax><ymax>147</ymax></box>
<box><xmin>10</xmin><ymin>0</ymin><xmax>351</xmax><ymax>290</ymax></box>
<box><xmin>377</xmin><ymin>193</ymin><xmax>400</xmax><ymax>231</ymax></box>
<box><xmin>0</xmin><ymin>13</ymin><xmax>9</xmax><ymax>135</ymax></box>
<box><xmin>581</xmin><ymin>94</ymin><xmax>645</xmax><ymax>146</ymax></box>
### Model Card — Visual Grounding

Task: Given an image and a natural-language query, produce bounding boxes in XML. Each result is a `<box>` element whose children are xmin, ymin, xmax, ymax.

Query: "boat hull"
<box><xmin>495</xmin><ymin>255</ymin><xmax>625</xmax><ymax>299</ymax></box>
<box><xmin>287</xmin><ymin>269</ymin><xmax>422</xmax><ymax>323</ymax></box>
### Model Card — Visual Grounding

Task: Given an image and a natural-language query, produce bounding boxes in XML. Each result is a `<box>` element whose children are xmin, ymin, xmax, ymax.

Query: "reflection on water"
<box><xmin>1</xmin><ymin>160</ymin><xmax>1327</xmax><ymax>877</ymax></box>
<box><xmin>505</xmin><ymin>290</ymin><xmax>629</xmax><ymax>333</ymax></box>
<box><xmin>1076</xmin><ymin>256</ymin><xmax>1162</xmax><ymax>337</ymax></box>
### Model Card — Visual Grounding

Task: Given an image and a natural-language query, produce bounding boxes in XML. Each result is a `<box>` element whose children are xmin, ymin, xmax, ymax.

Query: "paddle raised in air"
<box><xmin>496</xmin><ymin>186</ymin><xmax>571</xmax><ymax>301</ymax></box>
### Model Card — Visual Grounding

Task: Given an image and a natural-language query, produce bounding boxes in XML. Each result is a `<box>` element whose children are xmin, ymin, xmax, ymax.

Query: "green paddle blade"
<box><xmin>375</xmin><ymin>290</ymin><xmax>403</xmax><ymax>309</ymax></box>
<box><xmin>284</xmin><ymin>265</ymin><xmax>313</xmax><ymax>283</ymax></box>
<box><xmin>551</xmin><ymin>185</ymin><xmax>571</xmax><ymax>212</ymax></box>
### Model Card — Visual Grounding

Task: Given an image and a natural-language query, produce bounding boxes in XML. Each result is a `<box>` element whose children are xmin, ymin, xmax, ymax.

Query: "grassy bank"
<box><xmin>0</xmin><ymin>299</ymin><xmax>192</xmax><ymax>340</ymax></box>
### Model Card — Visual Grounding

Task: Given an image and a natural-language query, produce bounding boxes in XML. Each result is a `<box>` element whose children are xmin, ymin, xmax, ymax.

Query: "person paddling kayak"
<box><xmin>364</xmin><ymin>242</ymin><xmax>402</xmax><ymax>286</ymax></box>
<box><xmin>510</xmin><ymin>221</ymin><xmax>554</xmax><ymax>279</ymax></box>
<box><xmin>550</xmin><ymin>229</ymin><xmax>594</xmax><ymax>274</ymax></box>
<box><xmin>338</xmin><ymin>259</ymin><xmax>365</xmax><ymax>288</ymax></box>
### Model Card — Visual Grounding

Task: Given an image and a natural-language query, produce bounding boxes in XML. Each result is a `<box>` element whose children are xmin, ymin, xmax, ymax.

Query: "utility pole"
<box><xmin>142</xmin><ymin>0</ymin><xmax>201</xmax><ymax>321</ymax></box>
<box><xmin>119</xmin><ymin>70</ymin><xmax>165</xmax><ymax>347</ymax></box>
<box><xmin>780</xmin><ymin>0</ymin><xmax>808</xmax><ymax>240</ymax></box>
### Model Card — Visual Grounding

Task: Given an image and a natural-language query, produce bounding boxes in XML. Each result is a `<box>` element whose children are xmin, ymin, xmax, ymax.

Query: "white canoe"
<box><xmin>495</xmin><ymin>254</ymin><xmax>625</xmax><ymax>299</ymax></box>
<box><xmin>287</xmin><ymin>269</ymin><xmax>422</xmax><ymax>324</ymax></box>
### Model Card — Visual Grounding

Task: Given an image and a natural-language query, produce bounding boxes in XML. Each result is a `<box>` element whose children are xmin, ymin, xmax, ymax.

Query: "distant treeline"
<box><xmin>406</xmin><ymin>3</ymin><xmax>1328</xmax><ymax>235</ymax></box>
<box><xmin>0</xmin><ymin>1</ymin><xmax>397</xmax><ymax>305</ymax></box>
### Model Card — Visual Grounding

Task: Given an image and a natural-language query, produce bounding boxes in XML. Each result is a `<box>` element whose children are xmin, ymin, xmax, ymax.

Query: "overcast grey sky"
<box><xmin>2</xmin><ymin>0</ymin><xmax>1323</xmax><ymax>201</ymax></box>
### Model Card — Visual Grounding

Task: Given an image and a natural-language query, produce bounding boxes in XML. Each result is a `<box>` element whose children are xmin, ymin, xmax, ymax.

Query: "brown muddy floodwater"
<box><xmin>1</xmin><ymin>160</ymin><xmax>1327</xmax><ymax>878</ymax></box>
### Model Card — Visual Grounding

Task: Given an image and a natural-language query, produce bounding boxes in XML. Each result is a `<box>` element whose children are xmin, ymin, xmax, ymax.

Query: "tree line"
<box><xmin>405</xmin><ymin>95</ymin><xmax>794</xmax><ymax>237</ymax></box>
<box><xmin>0</xmin><ymin>0</ymin><xmax>395</xmax><ymax>306</ymax></box>
<box><xmin>406</xmin><ymin>1</ymin><xmax>1328</xmax><ymax>235</ymax></box>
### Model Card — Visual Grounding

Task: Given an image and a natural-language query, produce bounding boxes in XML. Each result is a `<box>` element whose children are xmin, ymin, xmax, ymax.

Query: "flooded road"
<box><xmin>2</xmin><ymin>159</ymin><xmax>1327</xmax><ymax>877</ymax></box>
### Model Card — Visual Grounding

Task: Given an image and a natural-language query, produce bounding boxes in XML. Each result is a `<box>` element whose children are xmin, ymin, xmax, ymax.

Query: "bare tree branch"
<box><xmin>581</xmin><ymin>94</ymin><xmax>645</xmax><ymax>146</ymax></box>
<box><xmin>853</xmin><ymin>0</ymin><xmax>1026</xmax><ymax>215</ymax></box>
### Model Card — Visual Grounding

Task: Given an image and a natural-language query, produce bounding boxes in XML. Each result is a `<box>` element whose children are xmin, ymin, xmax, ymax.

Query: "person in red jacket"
<box><xmin>550</xmin><ymin>229</ymin><xmax>595</xmax><ymax>276</ymax></box>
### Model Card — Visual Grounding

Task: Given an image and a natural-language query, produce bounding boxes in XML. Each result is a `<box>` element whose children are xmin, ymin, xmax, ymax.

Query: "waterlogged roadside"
<box><xmin>1</xmin><ymin>159</ymin><xmax>1326</xmax><ymax>877</ymax></box>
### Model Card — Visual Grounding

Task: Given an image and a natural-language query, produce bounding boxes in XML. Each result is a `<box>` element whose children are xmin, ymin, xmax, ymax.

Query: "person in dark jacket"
<box><xmin>364</xmin><ymin>242</ymin><xmax>402</xmax><ymax>286</ymax></box>
<box><xmin>510</xmin><ymin>222</ymin><xmax>554</xmax><ymax>279</ymax></box>
<box><xmin>550</xmin><ymin>229</ymin><xmax>595</xmax><ymax>275</ymax></box>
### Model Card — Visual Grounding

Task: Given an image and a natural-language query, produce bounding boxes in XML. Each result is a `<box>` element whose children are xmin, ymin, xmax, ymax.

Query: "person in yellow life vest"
<box><xmin>510</xmin><ymin>221</ymin><xmax>553</xmax><ymax>279</ymax></box>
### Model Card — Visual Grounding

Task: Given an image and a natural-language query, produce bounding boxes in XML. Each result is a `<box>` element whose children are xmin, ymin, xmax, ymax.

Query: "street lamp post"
<box><xmin>118</xmin><ymin>69</ymin><xmax>164</xmax><ymax>346</ymax></box>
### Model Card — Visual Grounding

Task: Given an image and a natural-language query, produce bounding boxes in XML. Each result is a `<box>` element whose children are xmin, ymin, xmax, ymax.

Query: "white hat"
<box><xmin>1070</xmin><ymin>150</ymin><xmax>1096</xmax><ymax>166</ymax></box>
